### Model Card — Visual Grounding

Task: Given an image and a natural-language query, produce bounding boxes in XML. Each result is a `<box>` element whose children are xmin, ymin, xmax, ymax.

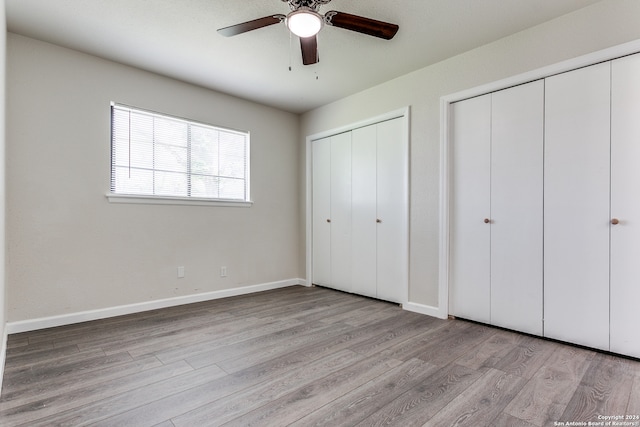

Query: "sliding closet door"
<box><xmin>544</xmin><ymin>63</ymin><xmax>611</xmax><ymax>350</ymax></box>
<box><xmin>351</xmin><ymin>125</ymin><xmax>377</xmax><ymax>298</ymax></box>
<box><xmin>490</xmin><ymin>81</ymin><xmax>544</xmax><ymax>335</ymax></box>
<box><xmin>610</xmin><ymin>53</ymin><xmax>640</xmax><ymax>358</ymax></box>
<box><xmin>330</xmin><ymin>132</ymin><xmax>352</xmax><ymax>293</ymax></box>
<box><xmin>449</xmin><ymin>94</ymin><xmax>492</xmax><ymax>323</ymax></box>
<box><xmin>312</xmin><ymin>137</ymin><xmax>331</xmax><ymax>286</ymax></box>
<box><xmin>376</xmin><ymin>117</ymin><xmax>408</xmax><ymax>303</ymax></box>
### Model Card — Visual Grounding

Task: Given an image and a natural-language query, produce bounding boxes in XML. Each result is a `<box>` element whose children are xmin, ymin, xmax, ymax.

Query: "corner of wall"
<box><xmin>0</xmin><ymin>0</ymin><xmax>8</xmax><ymax>395</ymax></box>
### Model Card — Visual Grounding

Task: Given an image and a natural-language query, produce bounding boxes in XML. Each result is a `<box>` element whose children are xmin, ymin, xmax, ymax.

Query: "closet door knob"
<box><xmin>376</xmin><ymin>219</ymin><xmax>382</xmax><ymax>223</ymax></box>
<box><xmin>611</xmin><ymin>218</ymin><xmax>620</xmax><ymax>225</ymax></box>
<box><xmin>326</xmin><ymin>219</ymin><xmax>331</xmax><ymax>223</ymax></box>
<box><xmin>484</xmin><ymin>218</ymin><xmax>490</xmax><ymax>224</ymax></box>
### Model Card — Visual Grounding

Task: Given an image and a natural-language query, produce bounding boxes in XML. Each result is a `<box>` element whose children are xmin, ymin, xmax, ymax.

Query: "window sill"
<box><xmin>105</xmin><ymin>193</ymin><xmax>253</xmax><ymax>207</ymax></box>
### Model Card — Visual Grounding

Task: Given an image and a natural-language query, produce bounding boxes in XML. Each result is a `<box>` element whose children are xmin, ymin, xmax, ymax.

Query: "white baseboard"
<box><xmin>7</xmin><ymin>278</ymin><xmax>308</xmax><ymax>334</ymax></box>
<box><xmin>403</xmin><ymin>301</ymin><xmax>448</xmax><ymax>319</ymax></box>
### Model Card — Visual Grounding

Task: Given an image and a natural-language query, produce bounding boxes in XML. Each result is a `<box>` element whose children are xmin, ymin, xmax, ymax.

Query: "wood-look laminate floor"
<box><xmin>1</xmin><ymin>286</ymin><xmax>639</xmax><ymax>427</ymax></box>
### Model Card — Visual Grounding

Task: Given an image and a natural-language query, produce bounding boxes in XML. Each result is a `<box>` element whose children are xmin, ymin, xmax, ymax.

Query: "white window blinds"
<box><xmin>110</xmin><ymin>104</ymin><xmax>250</xmax><ymax>202</ymax></box>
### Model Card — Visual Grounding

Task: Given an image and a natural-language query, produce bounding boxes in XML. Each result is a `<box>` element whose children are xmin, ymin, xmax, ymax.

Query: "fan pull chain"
<box><xmin>314</xmin><ymin>33</ymin><xmax>319</xmax><ymax>79</ymax></box>
<box><xmin>288</xmin><ymin>30</ymin><xmax>293</xmax><ymax>71</ymax></box>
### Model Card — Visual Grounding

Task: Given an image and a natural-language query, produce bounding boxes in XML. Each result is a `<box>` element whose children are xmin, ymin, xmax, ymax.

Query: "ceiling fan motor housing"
<box><xmin>281</xmin><ymin>0</ymin><xmax>333</xmax><ymax>12</ymax></box>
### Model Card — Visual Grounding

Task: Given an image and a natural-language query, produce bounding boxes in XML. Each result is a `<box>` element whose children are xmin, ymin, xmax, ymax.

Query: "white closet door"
<box><xmin>611</xmin><ymin>53</ymin><xmax>640</xmax><ymax>358</ymax></box>
<box><xmin>490</xmin><ymin>81</ymin><xmax>544</xmax><ymax>335</ymax></box>
<box><xmin>450</xmin><ymin>94</ymin><xmax>492</xmax><ymax>323</ymax></box>
<box><xmin>544</xmin><ymin>62</ymin><xmax>611</xmax><ymax>350</ymax></box>
<box><xmin>330</xmin><ymin>132</ymin><xmax>352</xmax><ymax>293</ymax></box>
<box><xmin>376</xmin><ymin>117</ymin><xmax>408</xmax><ymax>303</ymax></box>
<box><xmin>351</xmin><ymin>124</ymin><xmax>377</xmax><ymax>298</ymax></box>
<box><xmin>312</xmin><ymin>137</ymin><xmax>331</xmax><ymax>286</ymax></box>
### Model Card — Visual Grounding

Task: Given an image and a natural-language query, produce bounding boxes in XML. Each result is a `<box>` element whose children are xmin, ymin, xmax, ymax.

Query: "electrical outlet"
<box><xmin>220</xmin><ymin>266</ymin><xmax>227</xmax><ymax>277</ymax></box>
<box><xmin>177</xmin><ymin>266</ymin><xmax>185</xmax><ymax>278</ymax></box>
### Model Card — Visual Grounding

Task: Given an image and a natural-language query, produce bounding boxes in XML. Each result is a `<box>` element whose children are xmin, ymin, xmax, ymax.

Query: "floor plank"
<box><xmin>559</xmin><ymin>352</ymin><xmax>636</xmax><ymax>424</ymax></box>
<box><xmin>289</xmin><ymin>358</ymin><xmax>438</xmax><ymax>427</ymax></box>
<box><xmin>503</xmin><ymin>344</ymin><xmax>593</xmax><ymax>426</ymax></box>
<box><xmin>455</xmin><ymin>328</ymin><xmax>524</xmax><ymax>370</ymax></box>
<box><xmin>1</xmin><ymin>285</ymin><xmax>639</xmax><ymax>426</ymax></box>
<box><xmin>218</xmin><ymin>352</ymin><xmax>402</xmax><ymax>427</ymax></box>
<box><xmin>355</xmin><ymin>362</ymin><xmax>486</xmax><ymax>426</ymax></box>
<box><xmin>171</xmin><ymin>349</ymin><xmax>364</xmax><ymax>426</ymax></box>
<box><xmin>1</xmin><ymin>360</ymin><xmax>196</xmax><ymax>426</ymax></box>
<box><xmin>628</xmin><ymin>374</ymin><xmax>640</xmax><ymax>415</ymax></box>
<box><xmin>492</xmin><ymin>335</ymin><xmax>556</xmax><ymax>379</ymax></box>
<box><xmin>422</xmin><ymin>368</ymin><xmax>528</xmax><ymax>427</ymax></box>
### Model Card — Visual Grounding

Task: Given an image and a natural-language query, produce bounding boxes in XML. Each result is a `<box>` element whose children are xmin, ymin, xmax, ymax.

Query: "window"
<box><xmin>109</xmin><ymin>103</ymin><xmax>250</xmax><ymax>205</ymax></box>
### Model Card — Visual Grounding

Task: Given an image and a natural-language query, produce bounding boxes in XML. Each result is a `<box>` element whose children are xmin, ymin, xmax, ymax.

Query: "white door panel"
<box><xmin>312</xmin><ymin>137</ymin><xmax>331</xmax><ymax>286</ymax></box>
<box><xmin>490</xmin><ymin>81</ymin><xmax>544</xmax><ymax>335</ymax></box>
<box><xmin>544</xmin><ymin>62</ymin><xmax>611</xmax><ymax>350</ymax></box>
<box><xmin>450</xmin><ymin>95</ymin><xmax>492</xmax><ymax>323</ymax></box>
<box><xmin>611</xmin><ymin>53</ymin><xmax>640</xmax><ymax>358</ymax></box>
<box><xmin>376</xmin><ymin>118</ymin><xmax>408</xmax><ymax>303</ymax></box>
<box><xmin>330</xmin><ymin>132</ymin><xmax>352</xmax><ymax>293</ymax></box>
<box><xmin>351</xmin><ymin>125</ymin><xmax>377</xmax><ymax>298</ymax></box>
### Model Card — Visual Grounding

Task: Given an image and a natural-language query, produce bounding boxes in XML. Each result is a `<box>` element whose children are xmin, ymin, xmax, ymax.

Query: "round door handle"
<box><xmin>484</xmin><ymin>218</ymin><xmax>490</xmax><ymax>224</ymax></box>
<box><xmin>326</xmin><ymin>219</ymin><xmax>331</xmax><ymax>223</ymax></box>
<box><xmin>611</xmin><ymin>218</ymin><xmax>620</xmax><ymax>225</ymax></box>
<box><xmin>376</xmin><ymin>219</ymin><xmax>382</xmax><ymax>223</ymax></box>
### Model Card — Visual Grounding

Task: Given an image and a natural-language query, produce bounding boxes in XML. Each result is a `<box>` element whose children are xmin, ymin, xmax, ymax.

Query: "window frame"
<box><xmin>106</xmin><ymin>103</ymin><xmax>252</xmax><ymax>207</ymax></box>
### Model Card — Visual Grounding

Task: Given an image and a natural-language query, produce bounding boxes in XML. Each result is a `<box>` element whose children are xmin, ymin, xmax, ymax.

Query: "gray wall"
<box><xmin>6</xmin><ymin>33</ymin><xmax>301</xmax><ymax>322</ymax></box>
<box><xmin>0</xmin><ymin>0</ymin><xmax>6</xmax><ymax>357</ymax></box>
<box><xmin>300</xmin><ymin>0</ymin><xmax>640</xmax><ymax>309</ymax></box>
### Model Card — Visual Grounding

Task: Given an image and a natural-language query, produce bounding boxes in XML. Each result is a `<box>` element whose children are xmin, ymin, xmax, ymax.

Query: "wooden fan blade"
<box><xmin>218</xmin><ymin>14</ymin><xmax>285</xmax><ymax>37</ymax></box>
<box><xmin>325</xmin><ymin>11</ymin><xmax>399</xmax><ymax>40</ymax></box>
<box><xmin>300</xmin><ymin>35</ymin><xmax>319</xmax><ymax>65</ymax></box>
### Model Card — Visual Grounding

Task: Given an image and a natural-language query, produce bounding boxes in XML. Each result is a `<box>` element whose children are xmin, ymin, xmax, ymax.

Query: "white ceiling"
<box><xmin>6</xmin><ymin>0</ymin><xmax>601</xmax><ymax>113</ymax></box>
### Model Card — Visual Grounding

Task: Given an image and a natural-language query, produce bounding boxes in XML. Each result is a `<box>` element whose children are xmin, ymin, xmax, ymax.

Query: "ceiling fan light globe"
<box><xmin>286</xmin><ymin>9</ymin><xmax>323</xmax><ymax>38</ymax></box>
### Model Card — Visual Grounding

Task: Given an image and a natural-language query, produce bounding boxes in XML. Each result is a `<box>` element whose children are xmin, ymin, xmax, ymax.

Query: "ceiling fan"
<box><xmin>217</xmin><ymin>0</ymin><xmax>399</xmax><ymax>66</ymax></box>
